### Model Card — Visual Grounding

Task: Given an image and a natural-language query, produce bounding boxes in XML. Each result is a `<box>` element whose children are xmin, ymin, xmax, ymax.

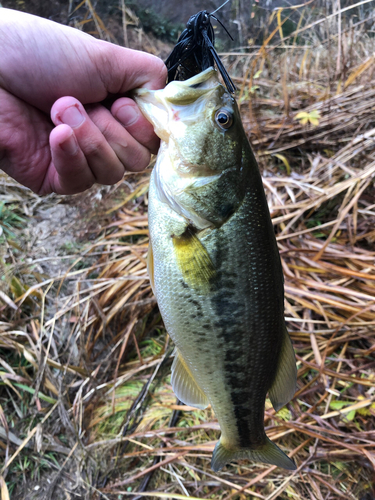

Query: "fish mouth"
<box><xmin>133</xmin><ymin>67</ymin><xmax>222</xmax><ymax>141</ymax></box>
<box><xmin>162</xmin><ymin>67</ymin><xmax>221</xmax><ymax>105</ymax></box>
<box><xmin>134</xmin><ymin>67</ymin><xmax>220</xmax><ymax>104</ymax></box>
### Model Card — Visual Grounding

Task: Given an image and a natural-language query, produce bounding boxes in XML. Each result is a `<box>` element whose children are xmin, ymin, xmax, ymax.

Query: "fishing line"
<box><xmin>210</xmin><ymin>0</ymin><xmax>231</xmax><ymax>16</ymax></box>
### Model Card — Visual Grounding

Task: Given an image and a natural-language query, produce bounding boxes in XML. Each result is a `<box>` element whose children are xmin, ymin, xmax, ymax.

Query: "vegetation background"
<box><xmin>1</xmin><ymin>0</ymin><xmax>375</xmax><ymax>499</ymax></box>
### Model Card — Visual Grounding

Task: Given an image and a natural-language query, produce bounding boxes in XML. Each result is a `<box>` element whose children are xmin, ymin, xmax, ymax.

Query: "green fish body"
<box><xmin>134</xmin><ymin>68</ymin><xmax>297</xmax><ymax>471</ymax></box>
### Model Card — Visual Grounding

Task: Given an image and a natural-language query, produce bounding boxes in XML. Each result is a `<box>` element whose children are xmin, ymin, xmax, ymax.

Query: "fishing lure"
<box><xmin>165</xmin><ymin>3</ymin><xmax>236</xmax><ymax>94</ymax></box>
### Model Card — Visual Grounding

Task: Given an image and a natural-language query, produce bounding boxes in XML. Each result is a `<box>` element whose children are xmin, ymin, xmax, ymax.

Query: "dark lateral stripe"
<box><xmin>208</xmin><ymin>196</ymin><xmax>285</xmax><ymax>448</ymax></box>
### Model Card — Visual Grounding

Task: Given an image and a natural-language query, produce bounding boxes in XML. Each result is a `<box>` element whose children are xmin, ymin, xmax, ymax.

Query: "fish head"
<box><xmin>134</xmin><ymin>68</ymin><xmax>244</xmax><ymax>174</ymax></box>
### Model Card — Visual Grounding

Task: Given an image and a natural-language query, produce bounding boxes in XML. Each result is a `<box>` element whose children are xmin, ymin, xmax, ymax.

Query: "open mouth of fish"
<box><xmin>133</xmin><ymin>67</ymin><xmax>226</xmax><ymax>143</ymax></box>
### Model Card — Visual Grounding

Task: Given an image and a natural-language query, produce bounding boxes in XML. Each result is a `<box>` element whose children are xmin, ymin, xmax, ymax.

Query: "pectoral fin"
<box><xmin>147</xmin><ymin>239</ymin><xmax>155</xmax><ymax>294</ymax></box>
<box><xmin>171</xmin><ymin>349</ymin><xmax>209</xmax><ymax>409</ymax></box>
<box><xmin>269</xmin><ymin>327</ymin><xmax>297</xmax><ymax>412</ymax></box>
<box><xmin>172</xmin><ymin>225</ymin><xmax>216</xmax><ymax>291</ymax></box>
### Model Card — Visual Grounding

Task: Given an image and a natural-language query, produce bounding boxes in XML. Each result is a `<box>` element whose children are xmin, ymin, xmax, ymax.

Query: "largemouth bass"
<box><xmin>134</xmin><ymin>68</ymin><xmax>297</xmax><ymax>472</ymax></box>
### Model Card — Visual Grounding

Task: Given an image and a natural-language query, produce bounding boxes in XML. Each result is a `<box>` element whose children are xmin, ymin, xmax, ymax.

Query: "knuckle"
<box><xmin>86</xmin><ymin>104</ymin><xmax>105</xmax><ymax>123</ymax></box>
<box><xmin>95</xmin><ymin>157</ymin><xmax>124</xmax><ymax>184</ymax></box>
<box><xmin>87</xmin><ymin>108</ymin><xmax>113</xmax><ymax>139</ymax></box>
<box><xmin>127</xmin><ymin>148</ymin><xmax>150</xmax><ymax>172</ymax></box>
<box><xmin>81</xmin><ymin>138</ymin><xmax>105</xmax><ymax>159</ymax></box>
<box><xmin>109</xmin><ymin>168</ymin><xmax>125</xmax><ymax>184</ymax></box>
<box><xmin>69</xmin><ymin>181</ymin><xmax>94</xmax><ymax>194</ymax></box>
<box><xmin>97</xmin><ymin>119</ymin><xmax>114</xmax><ymax>140</ymax></box>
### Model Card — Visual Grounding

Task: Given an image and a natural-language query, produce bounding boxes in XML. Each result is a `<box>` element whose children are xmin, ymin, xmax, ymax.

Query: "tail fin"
<box><xmin>211</xmin><ymin>437</ymin><xmax>296</xmax><ymax>472</ymax></box>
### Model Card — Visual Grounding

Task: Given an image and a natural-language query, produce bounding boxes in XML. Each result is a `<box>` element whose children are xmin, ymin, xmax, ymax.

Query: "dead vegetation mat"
<box><xmin>1</xmin><ymin>1</ymin><xmax>375</xmax><ymax>499</ymax></box>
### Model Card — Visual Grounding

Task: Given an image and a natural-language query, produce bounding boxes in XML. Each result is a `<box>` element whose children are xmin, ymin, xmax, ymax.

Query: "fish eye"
<box><xmin>215</xmin><ymin>109</ymin><xmax>233</xmax><ymax>130</ymax></box>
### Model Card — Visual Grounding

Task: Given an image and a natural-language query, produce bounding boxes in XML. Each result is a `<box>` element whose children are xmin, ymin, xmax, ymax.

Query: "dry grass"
<box><xmin>1</xmin><ymin>1</ymin><xmax>375</xmax><ymax>499</ymax></box>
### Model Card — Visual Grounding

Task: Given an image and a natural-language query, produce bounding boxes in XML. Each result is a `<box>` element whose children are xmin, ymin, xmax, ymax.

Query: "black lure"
<box><xmin>165</xmin><ymin>9</ymin><xmax>236</xmax><ymax>94</ymax></box>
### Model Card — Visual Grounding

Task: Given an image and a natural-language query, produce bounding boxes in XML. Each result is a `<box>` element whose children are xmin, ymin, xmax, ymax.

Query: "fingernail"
<box><xmin>61</xmin><ymin>105</ymin><xmax>84</xmax><ymax>128</ymax></box>
<box><xmin>60</xmin><ymin>132</ymin><xmax>79</xmax><ymax>155</ymax></box>
<box><xmin>116</xmin><ymin>105</ymin><xmax>139</xmax><ymax>126</ymax></box>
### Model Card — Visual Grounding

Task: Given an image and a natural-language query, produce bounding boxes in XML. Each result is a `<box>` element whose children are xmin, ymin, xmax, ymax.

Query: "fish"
<box><xmin>134</xmin><ymin>67</ymin><xmax>297</xmax><ymax>472</ymax></box>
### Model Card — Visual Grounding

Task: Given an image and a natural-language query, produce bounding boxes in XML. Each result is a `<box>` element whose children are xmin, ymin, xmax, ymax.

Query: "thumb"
<box><xmin>95</xmin><ymin>40</ymin><xmax>167</xmax><ymax>94</ymax></box>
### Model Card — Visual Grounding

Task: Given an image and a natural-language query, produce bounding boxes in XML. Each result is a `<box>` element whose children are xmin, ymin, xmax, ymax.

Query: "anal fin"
<box><xmin>147</xmin><ymin>239</ymin><xmax>155</xmax><ymax>294</ymax></box>
<box><xmin>171</xmin><ymin>349</ymin><xmax>209</xmax><ymax>409</ymax></box>
<box><xmin>269</xmin><ymin>326</ymin><xmax>297</xmax><ymax>412</ymax></box>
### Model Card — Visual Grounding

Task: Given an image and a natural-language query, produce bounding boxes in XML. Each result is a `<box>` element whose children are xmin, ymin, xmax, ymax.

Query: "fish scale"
<box><xmin>135</xmin><ymin>67</ymin><xmax>297</xmax><ymax>471</ymax></box>
<box><xmin>204</xmin><ymin>190</ymin><xmax>282</xmax><ymax>446</ymax></box>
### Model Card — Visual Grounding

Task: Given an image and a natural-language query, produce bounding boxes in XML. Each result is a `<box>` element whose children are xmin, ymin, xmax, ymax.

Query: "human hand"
<box><xmin>0</xmin><ymin>9</ymin><xmax>167</xmax><ymax>195</ymax></box>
